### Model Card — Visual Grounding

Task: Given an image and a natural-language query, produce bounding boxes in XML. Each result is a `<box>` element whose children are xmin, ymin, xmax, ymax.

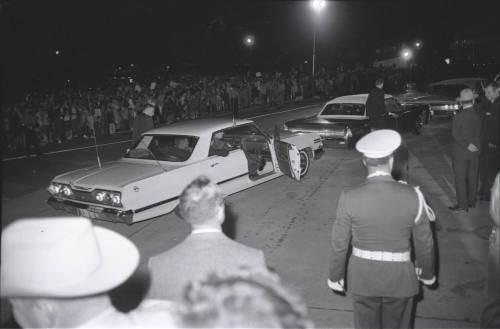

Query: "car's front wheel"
<box><xmin>299</xmin><ymin>149</ymin><xmax>310</xmax><ymax>178</ymax></box>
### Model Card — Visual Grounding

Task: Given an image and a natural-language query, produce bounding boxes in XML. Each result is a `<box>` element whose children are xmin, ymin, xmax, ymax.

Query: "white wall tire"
<box><xmin>299</xmin><ymin>149</ymin><xmax>310</xmax><ymax>178</ymax></box>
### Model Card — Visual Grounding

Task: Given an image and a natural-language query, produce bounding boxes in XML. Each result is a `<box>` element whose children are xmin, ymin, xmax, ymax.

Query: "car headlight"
<box><xmin>96</xmin><ymin>191</ymin><xmax>107</xmax><ymax>202</ymax></box>
<box><xmin>452</xmin><ymin>104</ymin><xmax>459</xmax><ymax>110</ymax></box>
<box><xmin>62</xmin><ymin>186</ymin><xmax>73</xmax><ymax>197</ymax></box>
<box><xmin>48</xmin><ymin>183</ymin><xmax>62</xmax><ymax>195</ymax></box>
<box><xmin>94</xmin><ymin>190</ymin><xmax>122</xmax><ymax>206</ymax></box>
<box><xmin>109</xmin><ymin>193</ymin><xmax>121</xmax><ymax>205</ymax></box>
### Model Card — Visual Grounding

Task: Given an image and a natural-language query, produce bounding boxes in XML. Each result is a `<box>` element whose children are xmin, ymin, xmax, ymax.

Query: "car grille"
<box><xmin>71</xmin><ymin>190</ymin><xmax>94</xmax><ymax>203</ymax></box>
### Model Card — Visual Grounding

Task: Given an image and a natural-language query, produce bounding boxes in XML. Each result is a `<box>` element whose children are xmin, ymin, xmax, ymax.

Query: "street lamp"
<box><xmin>310</xmin><ymin>0</ymin><xmax>326</xmax><ymax>78</ymax></box>
<box><xmin>401</xmin><ymin>48</ymin><xmax>413</xmax><ymax>60</ymax></box>
<box><xmin>55</xmin><ymin>50</ymin><xmax>61</xmax><ymax>56</ymax></box>
<box><xmin>244</xmin><ymin>35</ymin><xmax>255</xmax><ymax>70</ymax></box>
<box><xmin>415</xmin><ymin>41</ymin><xmax>422</xmax><ymax>48</ymax></box>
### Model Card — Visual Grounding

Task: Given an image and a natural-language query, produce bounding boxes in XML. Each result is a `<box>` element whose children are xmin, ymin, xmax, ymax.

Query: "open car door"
<box><xmin>273</xmin><ymin>140</ymin><xmax>301</xmax><ymax>181</ymax></box>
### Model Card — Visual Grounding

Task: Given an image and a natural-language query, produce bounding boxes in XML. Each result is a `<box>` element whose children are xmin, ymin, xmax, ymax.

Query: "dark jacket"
<box><xmin>329</xmin><ymin>175</ymin><xmax>435</xmax><ymax>297</ymax></box>
<box><xmin>132</xmin><ymin>113</ymin><xmax>154</xmax><ymax>140</ymax></box>
<box><xmin>366</xmin><ymin>87</ymin><xmax>386</xmax><ymax>118</ymax></box>
<box><xmin>452</xmin><ymin>105</ymin><xmax>482</xmax><ymax>158</ymax></box>
<box><xmin>478</xmin><ymin>98</ymin><xmax>499</xmax><ymax>147</ymax></box>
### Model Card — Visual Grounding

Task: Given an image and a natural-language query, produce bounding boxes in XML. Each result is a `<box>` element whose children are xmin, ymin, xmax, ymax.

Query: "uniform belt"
<box><xmin>352</xmin><ymin>247</ymin><xmax>410</xmax><ymax>262</ymax></box>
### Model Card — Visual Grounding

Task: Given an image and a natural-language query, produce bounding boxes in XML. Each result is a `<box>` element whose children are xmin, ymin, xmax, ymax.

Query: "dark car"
<box><xmin>283</xmin><ymin>94</ymin><xmax>424</xmax><ymax>148</ymax></box>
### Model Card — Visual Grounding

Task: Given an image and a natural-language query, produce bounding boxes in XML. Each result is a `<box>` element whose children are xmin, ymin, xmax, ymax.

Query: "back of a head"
<box><xmin>179</xmin><ymin>176</ymin><xmax>224</xmax><ymax>226</ymax></box>
<box><xmin>178</xmin><ymin>271</ymin><xmax>313</xmax><ymax>329</ymax></box>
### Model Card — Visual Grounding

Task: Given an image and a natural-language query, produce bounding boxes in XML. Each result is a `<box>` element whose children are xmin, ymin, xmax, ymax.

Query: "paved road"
<box><xmin>0</xmin><ymin>105</ymin><xmax>492</xmax><ymax>328</ymax></box>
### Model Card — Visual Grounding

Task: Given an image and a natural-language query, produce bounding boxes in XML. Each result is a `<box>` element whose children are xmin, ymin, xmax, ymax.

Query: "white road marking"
<box><xmin>247</xmin><ymin>104</ymin><xmax>319</xmax><ymax>119</ymax></box>
<box><xmin>2</xmin><ymin>140</ymin><xmax>132</xmax><ymax>162</ymax></box>
<box><xmin>2</xmin><ymin>103</ymin><xmax>320</xmax><ymax>162</ymax></box>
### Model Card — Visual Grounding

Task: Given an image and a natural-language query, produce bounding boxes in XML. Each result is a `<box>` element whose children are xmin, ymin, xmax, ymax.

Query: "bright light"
<box><xmin>62</xmin><ymin>186</ymin><xmax>73</xmax><ymax>197</ymax></box>
<box><xmin>444</xmin><ymin>58</ymin><xmax>451</xmax><ymax>65</ymax></box>
<box><xmin>244</xmin><ymin>35</ymin><xmax>255</xmax><ymax>47</ymax></box>
<box><xmin>55</xmin><ymin>50</ymin><xmax>60</xmax><ymax>55</ymax></box>
<box><xmin>130</xmin><ymin>63</ymin><xmax>134</xmax><ymax>67</ymax></box>
<box><xmin>401</xmin><ymin>48</ymin><xmax>413</xmax><ymax>60</ymax></box>
<box><xmin>310</xmin><ymin>0</ymin><xmax>327</xmax><ymax>12</ymax></box>
<box><xmin>415</xmin><ymin>41</ymin><xmax>422</xmax><ymax>48</ymax></box>
<box><xmin>96</xmin><ymin>191</ymin><xmax>106</xmax><ymax>202</ymax></box>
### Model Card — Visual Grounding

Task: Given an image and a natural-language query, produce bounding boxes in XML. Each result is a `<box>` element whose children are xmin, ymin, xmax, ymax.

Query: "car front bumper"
<box><xmin>287</xmin><ymin>128</ymin><xmax>347</xmax><ymax>140</ymax></box>
<box><xmin>48</xmin><ymin>196</ymin><xmax>134</xmax><ymax>224</ymax></box>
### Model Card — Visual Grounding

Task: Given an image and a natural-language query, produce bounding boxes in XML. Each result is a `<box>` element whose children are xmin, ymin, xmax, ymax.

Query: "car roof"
<box><xmin>146</xmin><ymin>118</ymin><xmax>254</xmax><ymax>136</ymax></box>
<box><xmin>429</xmin><ymin>78</ymin><xmax>487</xmax><ymax>86</ymax></box>
<box><xmin>326</xmin><ymin>93</ymin><xmax>394</xmax><ymax>104</ymax></box>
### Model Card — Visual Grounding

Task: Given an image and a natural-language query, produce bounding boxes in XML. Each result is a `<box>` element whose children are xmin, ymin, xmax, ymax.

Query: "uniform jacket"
<box><xmin>366</xmin><ymin>87</ymin><xmax>386</xmax><ymax>118</ymax></box>
<box><xmin>147</xmin><ymin>231</ymin><xmax>268</xmax><ymax>301</ymax></box>
<box><xmin>452</xmin><ymin>105</ymin><xmax>482</xmax><ymax>159</ymax></box>
<box><xmin>329</xmin><ymin>175</ymin><xmax>435</xmax><ymax>297</ymax></box>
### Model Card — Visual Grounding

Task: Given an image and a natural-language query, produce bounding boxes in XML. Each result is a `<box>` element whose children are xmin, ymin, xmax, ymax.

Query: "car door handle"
<box><xmin>211</xmin><ymin>162</ymin><xmax>219</xmax><ymax>167</ymax></box>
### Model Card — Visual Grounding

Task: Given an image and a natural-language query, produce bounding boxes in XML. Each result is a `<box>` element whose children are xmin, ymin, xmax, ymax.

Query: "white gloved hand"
<box><xmin>415</xmin><ymin>267</ymin><xmax>436</xmax><ymax>285</ymax></box>
<box><xmin>327</xmin><ymin>279</ymin><xmax>345</xmax><ymax>292</ymax></box>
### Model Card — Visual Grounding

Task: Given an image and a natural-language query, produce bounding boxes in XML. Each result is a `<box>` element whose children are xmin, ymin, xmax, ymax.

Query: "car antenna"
<box><xmin>138</xmin><ymin>137</ymin><xmax>167</xmax><ymax>173</ymax></box>
<box><xmin>92</xmin><ymin>130</ymin><xmax>102</xmax><ymax>169</ymax></box>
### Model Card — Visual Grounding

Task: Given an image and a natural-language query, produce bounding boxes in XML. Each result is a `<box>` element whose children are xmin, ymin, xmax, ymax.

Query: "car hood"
<box><xmin>395</xmin><ymin>92</ymin><xmax>456</xmax><ymax>105</ymax></box>
<box><xmin>53</xmin><ymin>159</ymin><xmax>177</xmax><ymax>189</ymax></box>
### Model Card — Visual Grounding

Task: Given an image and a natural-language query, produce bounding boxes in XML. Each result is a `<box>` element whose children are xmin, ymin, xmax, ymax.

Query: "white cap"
<box><xmin>355</xmin><ymin>129</ymin><xmax>401</xmax><ymax>159</ymax></box>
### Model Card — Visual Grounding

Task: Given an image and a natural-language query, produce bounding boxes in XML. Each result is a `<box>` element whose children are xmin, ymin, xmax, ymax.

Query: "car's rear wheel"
<box><xmin>299</xmin><ymin>149</ymin><xmax>310</xmax><ymax>178</ymax></box>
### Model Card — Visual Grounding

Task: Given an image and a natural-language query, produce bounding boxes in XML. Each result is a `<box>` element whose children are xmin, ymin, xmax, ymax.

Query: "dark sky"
<box><xmin>1</xmin><ymin>0</ymin><xmax>499</xmax><ymax>97</ymax></box>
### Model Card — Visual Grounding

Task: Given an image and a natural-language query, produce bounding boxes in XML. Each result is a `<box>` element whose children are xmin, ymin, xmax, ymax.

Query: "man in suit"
<box><xmin>147</xmin><ymin>175</ymin><xmax>269</xmax><ymax>301</ymax></box>
<box><xmin>478</xmin><ymin>82</ymin><xmax>499</xmax><ymax>201</ymax></box>
<box><xmin>328</xmin><ymin>130</ymin><xmax>436</xmax><ymax>329</ymax></box>
<box><xmin>449</xmin><ymin>89</ymin><xmax>482</xmax><ymax>213</ymax></box>
<box><xmin>366</xmin><ymin>78</ymin><xmax>387</xmax><ymax>130</ymax></box>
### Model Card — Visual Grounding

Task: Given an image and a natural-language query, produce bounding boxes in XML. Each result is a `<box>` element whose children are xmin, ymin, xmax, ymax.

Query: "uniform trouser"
<box><xmin>479</xmin><ymin>146</ymin><xmax>499</xmax><ymax>197</ymax></box>
<box><xmin>352</xmin><ymin>294</ymin><xmax>413</xmax><ymax>329</ymax></box>
<box><xmin>452</xmin><ymin>151</ymin><xmax>479</xmax><ymax>208</ymax></box>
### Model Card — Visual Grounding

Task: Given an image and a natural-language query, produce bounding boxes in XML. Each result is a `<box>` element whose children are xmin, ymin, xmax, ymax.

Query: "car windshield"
<box><xmin>125</xmin><ymin>134</ymin><xmax>198</xmax><ymax>162</ymax></box>
<box><xmin>428</xmin><ymin>84</ymin><xmax>469</xmax><ymax>97</ymax></box>
<box><xmin>320</xmin><ymin>103</ymin><xmax>365</xmax><ymax>116</ymax></box>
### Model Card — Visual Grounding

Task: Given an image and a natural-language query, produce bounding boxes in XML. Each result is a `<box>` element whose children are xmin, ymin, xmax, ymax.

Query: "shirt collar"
<box><xmin>367</xmin><ymin>171</ymin><xmax>392</xmax><ymax>179</ymax></box>
<box><xmin>191</xmin><ymin>227</ymin><xmax>222</xmax><ymax>235</ymax></box>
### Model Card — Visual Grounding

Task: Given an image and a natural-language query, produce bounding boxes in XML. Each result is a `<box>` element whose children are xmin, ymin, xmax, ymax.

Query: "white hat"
<box><xmin>1</xmin><ymin>217</ymin><xmax>139</xmax><ymax>298</ymax></box>
<box><xmin>143</xmin><ymin>106</ymin><xmax>155</xmax><ymax>117</ymax></box>
<box><xmin>355</xmin><ymin>129</ymin><xmax>401</xmax><ymax>159</ymax></box>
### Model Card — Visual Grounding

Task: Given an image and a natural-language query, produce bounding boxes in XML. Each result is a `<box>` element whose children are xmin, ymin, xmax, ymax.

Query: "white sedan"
<box><xmin>47</xmin><ymin>118</ymin><xmax>324</xmax><ymax>224</ymax></box>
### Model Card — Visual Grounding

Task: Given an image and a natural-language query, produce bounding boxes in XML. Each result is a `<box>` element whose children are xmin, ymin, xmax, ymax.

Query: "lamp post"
<box><xmin>401</xmin><ymin>48</ymin><xmax>413</xmax><ymax>82</ymax></box>
<box><xmin>244</xmin><ymin>35</ymin><xmax>255</xmax><ymax>70</ymax></box>
<box><xmin>310</xmin><ymin>0</ymin><xmax>326</xmax><ymax>78</ymax></box>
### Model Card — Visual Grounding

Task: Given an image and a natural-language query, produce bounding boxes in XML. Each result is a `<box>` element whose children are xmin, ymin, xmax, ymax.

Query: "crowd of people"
<box><xmin>1</xmin><ymin>65</ymin><xmax>415</xmax><ymax>157</ymax></box>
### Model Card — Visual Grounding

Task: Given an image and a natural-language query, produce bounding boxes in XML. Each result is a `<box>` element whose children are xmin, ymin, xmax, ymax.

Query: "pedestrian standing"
<box><xmin>478</xmin><ymin>82</ymin><xmax>499</xmax><ymax>201</ymax></box>
<box><xmin>132</xmin><ymin>106</ymin><xmax>155</xmax><ymax>141</ymax></box>
<box><xmin>328</xmin><ymin>130</ymin><xmax>436</xmax><ymax>329</ymax></box>
<box><xmin>449</xmin><ymin>89</ymin><xmax>482</xmax><ymax>213</ymax></box>
<box><xmin>22</xmin><ymin>109</ymin><xmax>42</xmax><ymax>156</ymax></box>
<box><xmin>366</xmin><ymin>78</ymin><xmax>387</xmax><ymax>130</ymax></box>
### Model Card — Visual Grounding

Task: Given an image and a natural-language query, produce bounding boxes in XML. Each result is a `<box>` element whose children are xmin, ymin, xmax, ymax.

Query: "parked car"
<box><xmin>426</xmin><ymin>77</ymin><xmax>488</xmax><ymax>116</ymax></box>
<box><xmin>283</xmin><ymin>94</ymin><xmax>424</xmax><ymax>148</ymax></box>
<box><xmin>395</xmin><ymin>83</ymin><xmax>458</xmax><ymax>121</ymax></box>
<box><xmin>47</xmin><ymin>119</ymin><xmax>323</xmax><ymax>224</ymax></box>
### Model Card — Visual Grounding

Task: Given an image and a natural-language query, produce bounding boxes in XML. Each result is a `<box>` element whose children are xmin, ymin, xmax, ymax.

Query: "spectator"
<box><xmin>176</xmin><ymin>270</ymin><xmax>313</xmax><ymax>329</ymax></box>
<box><xmin>0</xmin><ymin>217</ymin><xmax>175</xmax><ymax>328</ymax></box>
<box><xmin>147</xmin><ymin>175</ymin><xmax>269</xmax><ymax>301</ymax></box>
<box><xmin>132</xmin><ymin>106</ymin><xmax>155</xmax><ymax>141</ymax></box>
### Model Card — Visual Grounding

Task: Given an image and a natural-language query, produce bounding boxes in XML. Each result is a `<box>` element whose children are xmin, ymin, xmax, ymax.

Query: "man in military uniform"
<box><xmin>449</xmin><ymin>89</ymin><xmax>482</xmax><ymax>212</ymax></box>
<box><xmin>328</xmin><ymin>129</ymin><xmax>436</xmax><ymax>329</ymax></box>
<box><xmin>366</xmin><ymin>78</ymin><xmax>387</xmax><ymax>130</ymax></box>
